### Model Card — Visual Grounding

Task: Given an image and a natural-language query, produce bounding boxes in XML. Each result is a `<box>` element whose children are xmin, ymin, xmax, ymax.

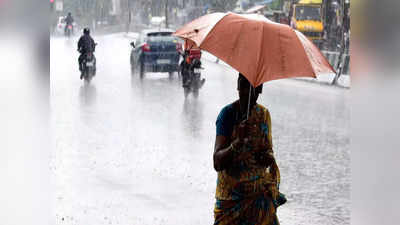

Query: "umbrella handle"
<box><xmin>247</xmin><ymin>84</ymin><xmax>252</xmax><ymax>120</ymax></box>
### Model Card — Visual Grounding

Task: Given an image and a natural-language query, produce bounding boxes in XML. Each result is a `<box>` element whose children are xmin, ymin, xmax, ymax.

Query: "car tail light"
<box><xmin>142</xmin><ymin>43</ymin><xmax>150</xmax><ymax>52</ymax></box>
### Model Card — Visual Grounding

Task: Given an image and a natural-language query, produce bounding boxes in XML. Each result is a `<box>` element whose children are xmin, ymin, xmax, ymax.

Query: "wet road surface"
<box><xmin>51</xmin><ymin>33</ymin><xmax>350</xmax><ymax>225</ymax></box>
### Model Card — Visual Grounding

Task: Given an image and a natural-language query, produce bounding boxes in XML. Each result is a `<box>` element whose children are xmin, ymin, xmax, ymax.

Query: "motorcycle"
<box><xmin>80</xmin><ymin>50</ymin><xmax>97</xmax><ymax>83</ymax></box>
<box><xmin>180</xmin><ymin>50</ymin><xmax>205</xmax><ymax>98</ymax></box>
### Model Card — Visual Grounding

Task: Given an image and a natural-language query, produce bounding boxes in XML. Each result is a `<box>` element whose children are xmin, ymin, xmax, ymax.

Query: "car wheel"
<box><xmin>130</xmin><ymin>54</ymin><xmax>135</xmax><ymax>74</ymax></box>
<box><xmin>131</xmin><ymin>65</ymin><xmax>135</xmax><ymax>75</ymax></box>
<box><xmin>184</xmin><ymin>87</ymin><xmax>190</xmax><ymax>98</ymax></box>
<box><xmin>168</xmin><ymin>71</ymin><xmax>174</xmax><ymax>80</ymax></box>
<box><xmin>140</xmin><ymin>62</ymin><xmax>145</xmax><ymax>79</ymax></box>
<box><xmin>177</xmin><ymin>70</ymin><xmax>182</xmax><ymax>80</ymax></box>
<box><xmin>130</xmin><ymin>61</ymin><xmax>135</xmax><ymax>75</ymax></box>
<box><xmin>193</xmin><ymin>89</ymin><xmax>199</xmax><ymax>98</ymax></box>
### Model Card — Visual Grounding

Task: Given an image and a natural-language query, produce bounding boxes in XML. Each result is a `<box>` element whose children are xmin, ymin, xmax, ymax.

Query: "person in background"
<box><xmin>65</xmin><ymin>12</ymin><xmax>74</xmax><ymax>34</ymax></box>
<box><xmin>77</xmin><ymin>28</ymin><xmax>96</xmax><ymax>79</ymax></box>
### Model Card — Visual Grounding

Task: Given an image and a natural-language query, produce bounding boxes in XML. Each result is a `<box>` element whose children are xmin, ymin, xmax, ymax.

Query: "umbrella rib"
<box><xmin>292</xmin><ymin>30</ymin><xmax>317</xmax><ymax>78</ymax></box>
<box><xmin>278</xmin><ymin>25</ymin><xmax>286</xmax><ymax>78</ymax></box>
<box><xmin>229</xmin><ymin>20</ymin><xmax>245</xmax><ymax>67</ymax></box>
<box><xmin>297</xmin><ymin>31</ymin><xmax>335</xmax><ymax>74</ymax></box>
<box><xmin>255</xmin><ymin>21</ymin><xmax>266</xmax><ymax>87</ymax></box>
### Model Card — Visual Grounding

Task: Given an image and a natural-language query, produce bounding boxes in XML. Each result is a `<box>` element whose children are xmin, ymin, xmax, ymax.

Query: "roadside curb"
<box><xmin>293</xmin><ymin>76</ymin><xmax>350</xmax><ymax>89</ymax></box>
<box><xmin>321</xmin><ymin>50</ymin><xmax>350</xmax><ymax>76</ymax></box>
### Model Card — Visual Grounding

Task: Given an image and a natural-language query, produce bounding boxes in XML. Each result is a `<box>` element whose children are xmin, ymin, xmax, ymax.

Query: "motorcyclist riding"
<box><xmin>65</xmin><ymin>12</ymin><xmax>74</xmax><ymax>35</ymax></box>
<box><xmin>180</xmin><ymin>40</ymin><xmax>204</xmax><ymax>87</ymax></box>
<box><xmin>179</xmin><ymin>40</ymin><xmax>205</xmax><ymax>97</ymax></box>
<box><xmin>78</xmin><ymin>28</ymin><xmax>96</xmax><ymax>80</ymax></box>
<box><xmin>180</xmin><ymin>49</ymin><xmax>191</xmax><ymax>86</ymax></box>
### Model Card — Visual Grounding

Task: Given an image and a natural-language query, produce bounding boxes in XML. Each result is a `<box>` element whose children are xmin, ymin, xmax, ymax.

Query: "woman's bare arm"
<box><xmin>213</xmin><ymin>135</ymin><xmax>234</xmax><ymax>172</ymax></box>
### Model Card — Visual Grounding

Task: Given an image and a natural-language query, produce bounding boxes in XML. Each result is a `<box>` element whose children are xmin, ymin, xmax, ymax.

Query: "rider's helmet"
<box><xmin>83</xmin><ymin>28</ymin><xmax>90</xmax><ymax>35</ymax></box>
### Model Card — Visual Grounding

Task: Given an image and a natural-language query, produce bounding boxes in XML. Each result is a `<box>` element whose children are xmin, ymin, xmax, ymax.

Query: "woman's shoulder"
<box><xmin>216</xmin><ymin>102</ymin><xmax>238</xmax><ymax>136</ymax></box>
<box><xmin>216</xmin><ymin>102</ymin><xmax>238</xmax><ymax>124</ymax></box>
<box><xmin>218</xmin><ymin>102</ymin><xmax>237</xmax><ymax>115</ymax></box>
<box><xmin>256</xmin><ymin>104</ymin><xmax>270</xmax><ymax>113</ymax></box>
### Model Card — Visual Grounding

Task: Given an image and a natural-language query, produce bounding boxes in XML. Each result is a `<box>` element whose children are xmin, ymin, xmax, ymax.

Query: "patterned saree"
<box><xmin>214</xmin><ymin>104</ymin><xmax>286</xmax><ymax>225</ymax></box>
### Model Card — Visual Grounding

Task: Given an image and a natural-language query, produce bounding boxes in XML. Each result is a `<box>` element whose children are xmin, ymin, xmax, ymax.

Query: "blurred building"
<box><xmin>109</xmin><ymin>0</ymin><xmax>121</xmax><ymax>16</ymax></box>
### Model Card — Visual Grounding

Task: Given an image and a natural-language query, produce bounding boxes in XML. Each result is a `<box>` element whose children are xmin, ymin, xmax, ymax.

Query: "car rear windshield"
<box><xmin>147</xmin><ymin>32</ymin><xmax>176</xmax><ymax>42</ymax></box>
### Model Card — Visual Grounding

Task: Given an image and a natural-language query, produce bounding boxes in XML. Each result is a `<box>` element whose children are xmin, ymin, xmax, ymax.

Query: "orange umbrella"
<box><xmin>173</xmin><ymin>12</ymin><xmax>335</xmax><ymax>87</ymax></box>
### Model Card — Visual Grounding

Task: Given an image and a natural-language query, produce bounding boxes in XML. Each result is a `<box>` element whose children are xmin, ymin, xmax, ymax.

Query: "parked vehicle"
<box><xmin>290</xmin><ymin>0</ymin><xmax>324</xmax><ymax>47</ymax></box>
<box><xmin>55</xmin><ymin>16</ymin><xmax>66</xmax><ymax>36</ymax></box>
<box><xmin>130</xmin><ymin>29</ymin><xmax>182</xmax><ymax>79</ymax></box>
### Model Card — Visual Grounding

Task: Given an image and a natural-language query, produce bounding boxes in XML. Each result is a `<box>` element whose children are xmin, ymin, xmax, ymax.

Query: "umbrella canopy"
<box><xmin>174</xmin><ymin>12</ymin><xmax>334</xmax><ymax>87</ymax></box>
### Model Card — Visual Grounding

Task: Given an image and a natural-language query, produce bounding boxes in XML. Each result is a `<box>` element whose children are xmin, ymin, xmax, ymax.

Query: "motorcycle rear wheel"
<box><xmin>184</xmin><ymin>87</ymin><xmax>190</xmax><ymax>98</ymax></box>
<box><xmin>83</xmin><ymin>68</ymin><xmax>92</xmax><ymax>84</ymax></box>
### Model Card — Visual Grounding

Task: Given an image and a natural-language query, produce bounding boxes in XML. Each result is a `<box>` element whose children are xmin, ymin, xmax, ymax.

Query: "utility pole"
<box><xmin>331</xmin><ymin>0</ymin><xmax>346</xmax><ymax>85</ymax></box>
<box><xmin>127</xmin><ymin>0</ymin><xmax>131</xmax><ymax>32</ymax></box>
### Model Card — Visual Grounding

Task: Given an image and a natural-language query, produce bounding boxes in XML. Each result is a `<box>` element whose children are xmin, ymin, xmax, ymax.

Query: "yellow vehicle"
<box><xmin>291</xmin><ymin>0</ymin><xmax>324</xmax><ymax>44</ymax></box>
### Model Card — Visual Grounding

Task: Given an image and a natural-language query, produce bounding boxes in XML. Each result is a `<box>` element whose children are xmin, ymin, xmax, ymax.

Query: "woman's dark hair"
<box><xmin>238</xmin><ymin>73</ymin><xmax>263</xmax><ymax>94</ymax></box>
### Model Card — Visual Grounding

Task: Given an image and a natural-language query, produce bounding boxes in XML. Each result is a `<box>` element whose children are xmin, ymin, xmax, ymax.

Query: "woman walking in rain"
<box><xmin>213</xmin><ymin>73</ymin><xmax>285</xmax><ymax>225</ymax></box>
